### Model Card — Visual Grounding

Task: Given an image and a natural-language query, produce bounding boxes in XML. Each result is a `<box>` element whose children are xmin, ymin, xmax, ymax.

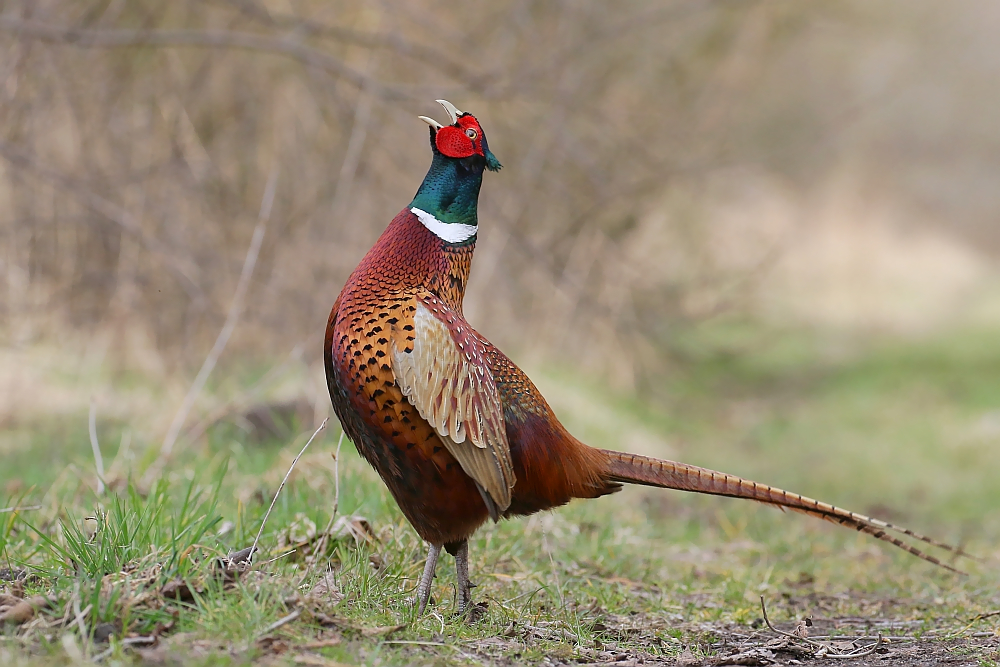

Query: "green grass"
<box><xmin>1</xmin><ymin>327</ymin><xmax>999</xmax><ymax>665</ymax></box>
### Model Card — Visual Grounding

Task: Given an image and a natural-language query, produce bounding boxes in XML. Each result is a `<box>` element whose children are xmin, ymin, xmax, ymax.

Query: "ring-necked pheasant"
<box><xmin>325</xmin><ymin>100</ymin><xmax>972</xmax><ymax>616</ymax></box>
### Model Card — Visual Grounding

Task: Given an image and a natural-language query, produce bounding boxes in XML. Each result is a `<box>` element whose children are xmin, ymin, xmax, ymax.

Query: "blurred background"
<box><xmin>1</xmin><ymin>0</ymin><xmax>998</xmax><ymax>517</ymax></box>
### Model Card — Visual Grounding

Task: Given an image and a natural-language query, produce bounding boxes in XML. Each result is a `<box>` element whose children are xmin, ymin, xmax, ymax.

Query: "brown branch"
<box><xmin>250</xmin><ymin>418</ymin><xmax>329</xmax><ymax>560</ymax></box>
<box><xmin>0</xmin><ymin>506</ymin><xmax>41</xmax><ymax>514</ymax></box>
<box><xmin>759</xmin><ymin>596</ymin><xmax>885</xmax><ymax>660</ymax></box>
<box><xmin>0</xmin><ymin>139</ymin><xmax>205</xmax><ymax>301</ymax></box>
<box><xmin>143</xmin><ymin>166</ymin><xmax>278</xmax><ymax>485</ymax></box>
<box><xmin>223</xmin><ymin>0</ymin><xmax>493</xmax><ymax>88</ymax></box>
<box><xmin>0</xmin><ymin>16</ymin><xmax>417</xmax><ymax>100</ymax></box>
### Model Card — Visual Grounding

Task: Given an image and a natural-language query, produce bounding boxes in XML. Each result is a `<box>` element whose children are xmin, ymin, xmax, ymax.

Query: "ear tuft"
<box><xmin>485</xmin><ymin>151</ymin><xmax>502</xmax><ymax>172</ymax></box>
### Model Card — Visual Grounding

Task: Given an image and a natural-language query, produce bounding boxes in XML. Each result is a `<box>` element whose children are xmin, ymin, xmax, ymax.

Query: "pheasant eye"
<box><xmin>465</xmin><ymin>128</ymin><xmax>478</xmax><ymax>140</ymax></box>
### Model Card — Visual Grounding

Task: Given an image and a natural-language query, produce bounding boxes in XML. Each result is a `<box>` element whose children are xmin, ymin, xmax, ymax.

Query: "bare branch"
<box><xmin>0</xmin><ymin>140</ymin><xmax>204</xmax><ymax>301</ymax></box>
<box><xmin>258</xmin><ymin>608</ymin><xmax>301</xmax><ymax>635</ymax></box>
<box><xmin>251</xmin><ymin>418</ymin><xmax>329</xmax><ymax>560</ymax></box>
<box><xmin>0</xmin><ymin>17</ymin><xmax>417</xmax><ymax>100</ymax></box>
<box><xmin>224</xmin><ymin>0</ymin><xmax>492</xmax><ymax>88</ymax></box>
<box><xmin>0</xmin><ymin>506</ymin><xmax>42</xmax><ymax>514</ymax></box>
<box><xmin>142</xmin><ymin>167</ymin><xmax>277</xmax><ymax>485</ymax></box>
<box><xmin>760</xmin><ymin>596</ymin><xmax>886</xmax><ymax>659</ymax></box>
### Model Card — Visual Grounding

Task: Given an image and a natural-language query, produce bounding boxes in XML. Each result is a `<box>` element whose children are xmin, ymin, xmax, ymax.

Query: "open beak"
<box><xmin>436</xmin><ymin>99</ymin><xmax>462</xmax><ymax>124</ymax></box>
<box><xmin>418</xmin><ymin>99</ymin><xmax>464</xmax><ymax>129</ymax></box>
<box><xmin>417</xmin><ymin>115</ymin><xmax>442</xmax><ymax>130</ymax></box>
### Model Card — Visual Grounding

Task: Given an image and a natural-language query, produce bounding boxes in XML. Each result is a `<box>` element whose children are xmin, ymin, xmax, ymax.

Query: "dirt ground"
<box><xmin>448</xmin><ymin>598</ymin><xmax>1000</xmax><ymax>667</ymax></box>
<box><xmin>455</xmin><ymin>622</ymin><xmax>998</xmax><ymax>667</ymax></box>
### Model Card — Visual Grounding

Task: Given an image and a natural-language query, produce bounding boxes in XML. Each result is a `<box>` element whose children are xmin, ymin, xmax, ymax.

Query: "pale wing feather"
<box><xmin>391</xmin><ymin>299</ymin><xmax>514</xmax><ymax>511</ymax></box>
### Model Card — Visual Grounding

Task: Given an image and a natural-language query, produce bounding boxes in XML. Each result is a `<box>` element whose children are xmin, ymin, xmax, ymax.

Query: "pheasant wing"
<box><xmin>391</xmin><ymin>293</ymin><xmax>515</xmax><ymax>518</ymax></box>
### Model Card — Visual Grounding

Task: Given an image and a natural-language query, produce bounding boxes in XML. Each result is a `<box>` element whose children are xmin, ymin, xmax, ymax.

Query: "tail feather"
<box><xmin>600</xmin><ymin>449</ymin><xmax>972</xmax><ymax>574</ymax></box>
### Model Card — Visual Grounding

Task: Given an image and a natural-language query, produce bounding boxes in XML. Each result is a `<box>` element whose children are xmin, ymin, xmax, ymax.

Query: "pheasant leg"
<box><xmin>416</xmin><ymin>542</ymin><xmax>442</xmax><ymax>615</ymax></box>
<box><xmin>453</xmin><ymin>539</ymin><xmax>473</xmax><ymax>614</ymax></box>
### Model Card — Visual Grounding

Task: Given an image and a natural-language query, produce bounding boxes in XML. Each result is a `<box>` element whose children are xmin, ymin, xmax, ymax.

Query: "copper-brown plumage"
<box><xmin>325</xmin><ymin>100</ymin><xmax>972</xmax><ymax>616</ymax></box>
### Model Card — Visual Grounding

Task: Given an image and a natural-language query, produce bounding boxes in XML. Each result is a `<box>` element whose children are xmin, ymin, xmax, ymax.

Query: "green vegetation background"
<box><xmin>2</xmin><ymin>327</ymin><xmax>997</xmax><ymax>665</ymax></box>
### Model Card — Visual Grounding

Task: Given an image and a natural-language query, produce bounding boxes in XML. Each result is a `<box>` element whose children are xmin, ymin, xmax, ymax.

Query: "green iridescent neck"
<box><xmin>409</xmin><ymin>153</ymin><xmax>484</xmax><ymax>226</ymax></box>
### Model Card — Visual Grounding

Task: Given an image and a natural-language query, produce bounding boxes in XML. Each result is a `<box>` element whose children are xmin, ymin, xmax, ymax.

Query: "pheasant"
<box><xmin>324</xmin><ymin>100</ymin><xmax>971</xmax><ymax>616</ymax></box>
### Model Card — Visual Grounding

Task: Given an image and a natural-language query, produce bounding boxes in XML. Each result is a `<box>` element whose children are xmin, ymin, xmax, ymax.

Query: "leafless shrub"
<box><xmin>1</xmin><ymin>0</ymin><xmax>997</xmax><ymax>390</ymax></box>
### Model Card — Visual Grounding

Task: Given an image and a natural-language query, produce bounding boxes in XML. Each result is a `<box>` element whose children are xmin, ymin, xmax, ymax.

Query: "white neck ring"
<box><xmin>410</xmin><ymin>207</ymin><xmax>478</xmax><ymax>244</ymax></box>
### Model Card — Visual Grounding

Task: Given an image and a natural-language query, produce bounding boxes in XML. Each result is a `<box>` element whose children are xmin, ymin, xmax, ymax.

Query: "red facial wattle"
<box><xmin>435</xmin><ymin>116</ymin><xmax>485</xmax><ymax>159</ymax></box>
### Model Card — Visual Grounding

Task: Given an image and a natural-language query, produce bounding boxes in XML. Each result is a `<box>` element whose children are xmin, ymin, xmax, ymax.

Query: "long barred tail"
<box><xmin>600</xmin><ymin>450</ymin><xmax>976</xmax><ymax>574</ymax></box>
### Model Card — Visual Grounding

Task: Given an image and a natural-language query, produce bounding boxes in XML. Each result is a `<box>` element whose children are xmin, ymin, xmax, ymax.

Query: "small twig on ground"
<box><xmin>430</xmin><ymin>611</ymin><xmax>446</xmax><ymax>634</ymax></box>
<box><xmin>944</xmin><ymin>609</ymin><xmax>1000</xmax><ymax>639</ymax></box>
<box><xmin>256</xmin><ymin>549</ymin><xmax>298</xmax><ymax>567</ymax></box>
<box><xmin>501</xmin><ymin>588</ymin><xmax>544</xmax><ymax>606</ymax></box>
<box><xmin>240</xmin><ymin>609</ymin><xmax>306</xmax><ymax>653</ymax></box>
<box><xmin>259</xmin><ymin>609</ymin><xmax>302</xmax><ymax>636</ymax></box>
<box><xmin>88</xmin><ymin>398</ymin><xmax>106</xmax><ymax>495</ymax></box>
<box><xmin>759</xmin><ymin>596</ymin><xmax>885</xmax><ymax>659</ymax></box>
<box><xmin>830</xmin><ymin>640</ymin><xmax>884</xmax><ymax>660</ymax></box>
<box><xmin>0</xmin><ymin>506</ymin><xmax>42</xmax><ymax>514</ymax></box>
<box><xmin>969</xmin><ymin>610</ymin><xmax>1000</xmax><ymax>622</ymax></box>
<box><xmin>92</xmin><ymin>636</ymin><xmax>157</xmax><ymax>663</ymax></box>
<box><xmin>795</xmin><ymin>635</ymin><xmax>915</xmax><ymax>642</ymax></box>
<box><xmin>250</xmin><ymin>419</ymin><xmax>329</xmax><ymax>562</ymax></box>
<box><xmin>383</xmin><ymin>640</ymin><xmax>446</xmax><ymax>646</ymax></box>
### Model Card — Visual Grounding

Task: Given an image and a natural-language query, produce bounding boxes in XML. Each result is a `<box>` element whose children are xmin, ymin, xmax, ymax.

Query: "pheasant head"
<box><xmin>410</xmin><ymin>100</ymin><xmax>501</xmax><ymax>235</ymax></box>
<box><xmin>419</xmin><ymin>99</ymin><xmax>502</xmax><ymax>172</ymax></box>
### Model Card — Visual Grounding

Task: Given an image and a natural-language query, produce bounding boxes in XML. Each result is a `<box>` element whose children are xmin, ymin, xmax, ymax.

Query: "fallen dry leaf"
<box><xmin>307</xmin><ymin>573</ymin><xmax>344</xmax><ymax>604</ymax></box>
<box><xmin>288</xmin><ymin>515</ymin><xmax>318</xmax><ymax>545</ymax></box>
<box><xmin>360</xmin><ymin>623</ymin><xmax>405</xmax><ymax>637</ymax></box>
<box><xmin>312</xmin><ymin>614</ymin><xmax>405</xmax><ymax>637</ymax></box>
<box><xmin>274</xmin><ymin>514</ymin><xmax>379</xmax><ymax>564</ymax></box>
<box><xmin>0</xmin><ymin>593</ymin><xmax>22</xmax><ymax>607</ymax></box>
<box><xmin>0</xmin><ymin>596</ymin><xmax>49</xmax><ymax>625</ymax></box>
<box><xmin>677</xmin><ymin>649</ymin><xmax>702</xmax><ymax>667</ymax></box>
<box><xmin>711</xmin><ymin>647</ymin><xmax>775</xmax><ymax>665</ymax></box>
<box><xmin>256</xmin><ymin>636</ymin><xmax>290</xmax><ymax>655</ymax></box>
<box><xmin>331</xmin><ymin>515</ymin><xmax>376</xmax><ymax>546</ymax></box>
<box><xmin>161</xmin><ymin>579</ymin><xmax>200</xmax><ymax>602</ymax></box>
